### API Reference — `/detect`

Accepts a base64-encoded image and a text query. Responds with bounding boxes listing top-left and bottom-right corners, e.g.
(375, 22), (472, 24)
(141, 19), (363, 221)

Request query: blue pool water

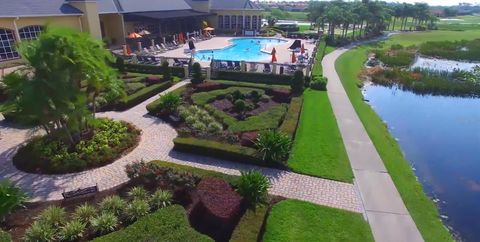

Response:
(195, 38), (287, 62)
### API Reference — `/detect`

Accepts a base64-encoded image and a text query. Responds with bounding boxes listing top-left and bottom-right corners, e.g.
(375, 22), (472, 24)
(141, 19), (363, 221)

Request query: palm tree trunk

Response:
(392, 17), (396, 31)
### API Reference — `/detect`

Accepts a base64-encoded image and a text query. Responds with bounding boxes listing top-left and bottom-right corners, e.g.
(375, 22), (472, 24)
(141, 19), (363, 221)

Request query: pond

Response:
(411, 56), (480, 73)
(363, 84), (480, 242)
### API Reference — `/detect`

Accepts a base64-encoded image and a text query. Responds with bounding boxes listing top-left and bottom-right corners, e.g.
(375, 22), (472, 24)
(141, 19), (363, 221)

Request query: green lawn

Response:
(288, 89), (352, 182)
(333, 30), (474, 242)
(263, 11), (308, 21)
(263, 200), (373, 242)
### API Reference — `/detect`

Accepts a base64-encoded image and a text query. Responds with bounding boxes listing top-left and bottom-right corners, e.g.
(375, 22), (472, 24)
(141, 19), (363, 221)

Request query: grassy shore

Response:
(333, 30), (480, 241)
(263, 200), (373, 242)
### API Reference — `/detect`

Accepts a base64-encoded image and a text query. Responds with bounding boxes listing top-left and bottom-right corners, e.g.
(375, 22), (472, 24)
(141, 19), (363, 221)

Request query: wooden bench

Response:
(62, 184), (98, 200)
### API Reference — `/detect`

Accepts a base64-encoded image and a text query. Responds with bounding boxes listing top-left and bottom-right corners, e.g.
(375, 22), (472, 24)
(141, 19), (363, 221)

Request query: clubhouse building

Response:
(0, 0), (263, 64)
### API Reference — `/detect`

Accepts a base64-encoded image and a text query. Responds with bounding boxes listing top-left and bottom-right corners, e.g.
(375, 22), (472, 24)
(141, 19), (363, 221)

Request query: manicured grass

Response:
(151, 160), (239, 185)
(228, 104), (288, 133)
(230, 206), (268, 242)
(93, 205), (212, 242)
(263, 200), (373, 242)
(288, 89), (352, 182)
(382, 30), (480, 47)
(335, 31), (461, 242)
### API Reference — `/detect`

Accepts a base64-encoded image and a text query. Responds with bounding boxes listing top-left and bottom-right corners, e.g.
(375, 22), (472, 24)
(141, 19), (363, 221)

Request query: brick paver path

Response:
(323, 44), (424, 241)
(0, 81), (362, 213)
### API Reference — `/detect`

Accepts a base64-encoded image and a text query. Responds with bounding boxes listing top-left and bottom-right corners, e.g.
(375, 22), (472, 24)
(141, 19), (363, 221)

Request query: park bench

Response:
(62, 184), (98, 200)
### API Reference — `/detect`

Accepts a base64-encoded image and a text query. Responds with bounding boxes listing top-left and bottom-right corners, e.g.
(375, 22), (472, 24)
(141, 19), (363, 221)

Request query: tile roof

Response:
(0, 0), (83, 17)
(115, 0), (192, 13)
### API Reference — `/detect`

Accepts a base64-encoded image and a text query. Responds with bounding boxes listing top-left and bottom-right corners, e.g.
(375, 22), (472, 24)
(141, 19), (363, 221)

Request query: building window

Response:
(218, 15), (224, 29)
(238, 16), (243, 29)
(19, 25), (43, 41)
(252, 16), (258, 30)
(0, 28), (19, 61)
(231, 15), (237, 30)
(245, 16), (251, 30)
(224, 16), (230, 29)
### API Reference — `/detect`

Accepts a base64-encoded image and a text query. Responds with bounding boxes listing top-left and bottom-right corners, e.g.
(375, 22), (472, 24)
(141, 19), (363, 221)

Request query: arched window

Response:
(0, 28), (19, 61)
(19, 25), (43, 41)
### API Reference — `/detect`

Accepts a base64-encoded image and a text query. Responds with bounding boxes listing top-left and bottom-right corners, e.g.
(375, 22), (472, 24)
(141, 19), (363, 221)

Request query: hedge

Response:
(116, 81), (172, 110)
(230, 205), (268, 242)
(123, 63), (184, 77)
(150, 160), (239, 185)
(93, 205), (212, 242)
(173, 137), (261, 165)
(214, 71), (292, 85)
(278, 96), (303, 138)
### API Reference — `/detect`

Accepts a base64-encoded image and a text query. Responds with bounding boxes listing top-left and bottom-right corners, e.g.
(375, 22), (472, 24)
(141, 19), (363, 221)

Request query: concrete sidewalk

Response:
(322, 48), (424, 242)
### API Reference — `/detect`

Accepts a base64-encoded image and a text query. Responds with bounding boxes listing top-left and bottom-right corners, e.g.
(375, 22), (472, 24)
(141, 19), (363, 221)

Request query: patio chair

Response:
(263, 63), (271, 73)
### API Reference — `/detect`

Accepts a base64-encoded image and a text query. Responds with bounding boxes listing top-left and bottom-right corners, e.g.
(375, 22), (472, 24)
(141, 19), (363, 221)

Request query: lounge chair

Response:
(173, 58), (188, 67)
(226, 61), (235, 70)
(234, 61), (241, 71)
(161, 43), (174, 50)
(263, 63), (271, 73)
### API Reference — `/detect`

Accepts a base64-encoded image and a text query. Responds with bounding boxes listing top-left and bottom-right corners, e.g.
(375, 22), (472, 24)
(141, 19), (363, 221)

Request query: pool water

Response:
(195, 38), (287, 62)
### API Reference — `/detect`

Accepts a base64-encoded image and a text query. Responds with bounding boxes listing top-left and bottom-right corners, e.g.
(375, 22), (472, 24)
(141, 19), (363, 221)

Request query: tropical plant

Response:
(127, 186), (149, 201)
(37, 206), (67, 227)
(155, 93), (181, 115)
(150, 189), (173, 210)
(0, 180), (26, 221)
(124, 199), (150, 223)
(237, 170), (270, 207)
(90, 213), (118, 235)
(99, 196), (125, 216)
(23, 221), (57, 242)
(58, 220), (86, 242)
(162, 61), (172, 81)
(191, 62), (204, 84)
(255, 130), (292, 165)
(73, 203), (97, 225)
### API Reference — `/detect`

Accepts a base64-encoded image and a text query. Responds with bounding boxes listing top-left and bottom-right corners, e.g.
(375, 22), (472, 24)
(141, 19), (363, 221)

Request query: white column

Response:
(241, 61), (246, 72)
(12, 18), (21, 42)
(184, 64), (189, 78)
(272, 63), (277, 74)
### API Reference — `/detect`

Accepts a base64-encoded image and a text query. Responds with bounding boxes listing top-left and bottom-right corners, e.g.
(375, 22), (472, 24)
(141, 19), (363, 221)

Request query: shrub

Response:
(192, 121), (207, 133)
(237, 170), (270, 207)
(127, 186), (149, 201)
(150, 189), (173, 210)
(73, 203), (97, 225)
(225, 94), (234, 101)
(125, 161), (199, 189)
(162, 61), (172, 81)
(215, 71), (292, 85)
(92, 205), (212, 242)
(0, 230), (11, 242)
(207, 122), (223, 134)
(291, 70), (305, 94)
(123, 63), (184, 77)
(124, 199), (150, 223)
(191, 62), (204, 84)
(278, 96), (303, 138)
(121, 81), (172, 111)
(90, 213), (119, 235)
(255, 130), (292, 165)
(58, 220), (86, 242)
(0, 180), (26, 220)
(23, 221), (56, 242)
(310, 75), (328, 91)
(234, 99), (246, 113)
(37, 206), (67, 227)
(116, 57), (125, 73)
(99, 196), (125, 216)
(125, 82), (146, 95)
(260, 94), (270, 103)
(269, 88), (291, 103)
(144, 76), (162, 86)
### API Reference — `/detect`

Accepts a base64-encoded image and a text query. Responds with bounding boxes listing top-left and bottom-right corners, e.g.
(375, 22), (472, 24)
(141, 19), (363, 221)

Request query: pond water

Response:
(411, 56), (480, 73)
(194, 38), (287, 62)
(363, 84), (480, 242)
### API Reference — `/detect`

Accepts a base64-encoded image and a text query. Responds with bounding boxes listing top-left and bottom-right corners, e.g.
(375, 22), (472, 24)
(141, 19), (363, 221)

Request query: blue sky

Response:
(264, 0), (479, 7)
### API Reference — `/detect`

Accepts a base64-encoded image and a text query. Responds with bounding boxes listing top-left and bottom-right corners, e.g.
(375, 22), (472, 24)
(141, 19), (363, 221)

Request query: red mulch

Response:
(239, 131), (258, 148)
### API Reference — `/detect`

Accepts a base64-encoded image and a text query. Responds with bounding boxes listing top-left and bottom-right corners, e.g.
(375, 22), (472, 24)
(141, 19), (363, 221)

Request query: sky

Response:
(262, 0), (480, 6)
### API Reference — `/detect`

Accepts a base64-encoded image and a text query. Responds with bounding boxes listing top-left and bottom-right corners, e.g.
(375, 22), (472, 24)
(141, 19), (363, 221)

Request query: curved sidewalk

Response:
(0, 81), (361, 213)
(322, 48), (424, 241)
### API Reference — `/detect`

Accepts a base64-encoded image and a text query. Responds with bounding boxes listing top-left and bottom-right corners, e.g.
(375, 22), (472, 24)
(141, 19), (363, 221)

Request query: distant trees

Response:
(308, 0), (437, 44)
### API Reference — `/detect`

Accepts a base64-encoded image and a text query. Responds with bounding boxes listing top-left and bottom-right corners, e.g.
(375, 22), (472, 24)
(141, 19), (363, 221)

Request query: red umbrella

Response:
(179, 33), (185, 44)
(301, 44), (305, 54)
(291, 52), (297, 63)
(271, 48), (277, 63)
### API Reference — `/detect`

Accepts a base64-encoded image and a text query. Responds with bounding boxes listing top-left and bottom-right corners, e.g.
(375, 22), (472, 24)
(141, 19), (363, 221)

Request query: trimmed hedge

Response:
(230, 205), (268, 242)
(116, 81), (172, 110)
(150, 160), (239, 185)
(173, 137), (261, 165)
(0, 230), (11, 242)
(214, 71), (292, 85)
(93, 205), (212, 242)
(123, 63), (184, 77)
(278, 96), (304, 138)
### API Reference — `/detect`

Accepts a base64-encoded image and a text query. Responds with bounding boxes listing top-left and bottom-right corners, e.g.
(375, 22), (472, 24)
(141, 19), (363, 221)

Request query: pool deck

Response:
(158, 36), (316, 66)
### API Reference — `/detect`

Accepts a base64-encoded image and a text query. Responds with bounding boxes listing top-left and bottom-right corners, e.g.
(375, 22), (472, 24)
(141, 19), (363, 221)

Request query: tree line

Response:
(308, 0), (438, 44)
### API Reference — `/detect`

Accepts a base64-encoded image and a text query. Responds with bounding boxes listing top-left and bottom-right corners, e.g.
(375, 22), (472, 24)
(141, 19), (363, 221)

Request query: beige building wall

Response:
(99, 14), (125, 46)
(210, 10), (263, 32)
(69, 1), (102, 39)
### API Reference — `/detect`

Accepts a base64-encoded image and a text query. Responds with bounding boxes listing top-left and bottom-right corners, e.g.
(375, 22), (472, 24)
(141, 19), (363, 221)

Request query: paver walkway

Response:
(322, 47), (424, 241)
(0, 81), (361, 213)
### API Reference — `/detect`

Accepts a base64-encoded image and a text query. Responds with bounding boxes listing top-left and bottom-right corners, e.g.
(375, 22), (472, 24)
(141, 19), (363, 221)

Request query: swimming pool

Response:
(194, 38), (287, 62)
